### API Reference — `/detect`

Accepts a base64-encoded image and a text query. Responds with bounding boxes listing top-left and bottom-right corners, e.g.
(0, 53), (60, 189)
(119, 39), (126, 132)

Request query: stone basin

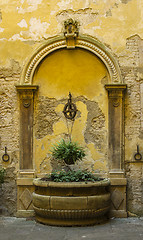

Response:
(33, 178), (110, 226)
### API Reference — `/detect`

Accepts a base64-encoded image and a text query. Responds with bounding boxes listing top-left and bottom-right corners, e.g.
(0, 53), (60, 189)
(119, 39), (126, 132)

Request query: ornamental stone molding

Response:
(64, 18), (79, 38)
(20, 34), (122, 85)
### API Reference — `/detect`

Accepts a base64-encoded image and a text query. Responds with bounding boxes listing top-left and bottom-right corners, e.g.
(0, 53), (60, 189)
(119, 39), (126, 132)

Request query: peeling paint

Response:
(0, 9), (2, 22)
(106, 9), (112, 17)
(27, 0), (43, 4)
(56, 8), (98, 26)
(28, 18), (50, 40)
(121, 0), (132, 3)
(57, 0), (72, 9)
(51, 11), (56, 16)
(9, 33), (25, 41)
(57, 7), (98, 16)
(17, 0), (43, 14)
(17, 19), (28, 28)
(0, 0), (141, 52)
(0, 28), (4, 33)
(10, 18), (50, 41)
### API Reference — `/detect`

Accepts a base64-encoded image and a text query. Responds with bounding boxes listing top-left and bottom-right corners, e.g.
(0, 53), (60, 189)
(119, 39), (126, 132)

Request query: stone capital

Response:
(105, 84), (127, 98)
(16, 85), (39, 94)
(16, 85), (39, 108)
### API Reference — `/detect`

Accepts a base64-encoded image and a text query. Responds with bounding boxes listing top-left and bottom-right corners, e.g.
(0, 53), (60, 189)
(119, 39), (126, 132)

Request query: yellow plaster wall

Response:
(0, 0), (142, 67)
(33, 48), (108, 100)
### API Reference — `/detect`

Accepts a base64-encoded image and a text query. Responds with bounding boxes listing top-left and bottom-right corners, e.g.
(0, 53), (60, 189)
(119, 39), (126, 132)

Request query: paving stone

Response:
(0, 217), (143, 240)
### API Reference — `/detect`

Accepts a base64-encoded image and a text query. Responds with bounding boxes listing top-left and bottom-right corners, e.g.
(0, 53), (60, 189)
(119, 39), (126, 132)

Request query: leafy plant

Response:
(0, 167), (5, 185)
(42, 170), (101, 183)
(50, 139), (86, 165)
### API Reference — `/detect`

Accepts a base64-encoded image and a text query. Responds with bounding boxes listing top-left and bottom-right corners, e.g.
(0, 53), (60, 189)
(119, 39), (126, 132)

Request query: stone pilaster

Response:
(105, 84), (127, 217)
(105, 84), (127, 171)
(16, 85), (38, 217)
(16, 85), (38, 170)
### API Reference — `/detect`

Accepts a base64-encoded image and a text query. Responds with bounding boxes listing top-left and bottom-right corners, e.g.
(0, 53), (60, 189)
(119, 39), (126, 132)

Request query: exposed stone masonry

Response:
(118, 35), (143, 216)
(84, 99), (106, 151)
(35, 96), (60, 139)
(0, 62), (20, 215)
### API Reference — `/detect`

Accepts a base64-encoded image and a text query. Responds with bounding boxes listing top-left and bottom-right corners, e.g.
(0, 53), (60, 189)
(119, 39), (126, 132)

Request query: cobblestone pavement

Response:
(0, 217), (143, 240)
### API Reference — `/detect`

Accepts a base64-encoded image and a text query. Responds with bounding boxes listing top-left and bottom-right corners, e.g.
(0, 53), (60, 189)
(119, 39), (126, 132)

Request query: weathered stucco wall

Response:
(0, 0), (143, 68)
(0, 0), (143, 216)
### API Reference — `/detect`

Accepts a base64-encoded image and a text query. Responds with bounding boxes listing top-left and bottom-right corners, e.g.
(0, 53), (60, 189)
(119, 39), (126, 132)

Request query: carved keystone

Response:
(64, 18), (79, 48)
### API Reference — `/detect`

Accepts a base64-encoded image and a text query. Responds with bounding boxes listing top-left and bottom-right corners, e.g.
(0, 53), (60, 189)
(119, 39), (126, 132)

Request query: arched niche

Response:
(16, 33), (126, 174)
(16, 32), (127, 218)
(32, 46), (109, 175)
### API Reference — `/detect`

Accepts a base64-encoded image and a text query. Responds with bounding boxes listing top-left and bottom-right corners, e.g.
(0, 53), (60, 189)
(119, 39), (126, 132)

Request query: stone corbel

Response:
(64, 19), (79, 48)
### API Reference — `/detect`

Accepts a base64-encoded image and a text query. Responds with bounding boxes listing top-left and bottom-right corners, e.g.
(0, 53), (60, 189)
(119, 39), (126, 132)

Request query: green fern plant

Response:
(42, 170), (100, 183)
(50, 139), (86, 165)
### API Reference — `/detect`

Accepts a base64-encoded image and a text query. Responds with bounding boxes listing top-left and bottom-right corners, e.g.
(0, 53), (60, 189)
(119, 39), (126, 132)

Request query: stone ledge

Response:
(16, 85), (39, 92)
(110, 178), (127, 185)
(16, 210), (35, 218)
(105, 84), (127, 91)
(17, 178), (34, 185)
(17, 177), (127, 186)
(18, 170), (36, 178)
(110, 210), (127, 218)
(109, 170), (125, 178)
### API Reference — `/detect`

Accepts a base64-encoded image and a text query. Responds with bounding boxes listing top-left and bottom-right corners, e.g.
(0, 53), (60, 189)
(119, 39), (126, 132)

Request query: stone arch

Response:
(20, 34), (122, 85)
